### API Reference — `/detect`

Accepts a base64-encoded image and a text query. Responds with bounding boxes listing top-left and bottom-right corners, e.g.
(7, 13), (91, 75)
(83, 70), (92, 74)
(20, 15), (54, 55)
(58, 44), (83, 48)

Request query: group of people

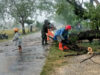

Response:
(41, 20), (72, 51)
(12, 19), (93, 54)
(12, 19), (72, 53)
(41, 20), (93, 54)
(41, 20), (56, 45)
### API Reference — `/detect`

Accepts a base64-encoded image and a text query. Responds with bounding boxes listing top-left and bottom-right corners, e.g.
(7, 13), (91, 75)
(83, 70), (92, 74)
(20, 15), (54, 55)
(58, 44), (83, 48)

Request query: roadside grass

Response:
(40, 44), (77, 75)
(0, 28), (38, 42)
(79, 41), (100, 52)
(41, 41), (100, 75)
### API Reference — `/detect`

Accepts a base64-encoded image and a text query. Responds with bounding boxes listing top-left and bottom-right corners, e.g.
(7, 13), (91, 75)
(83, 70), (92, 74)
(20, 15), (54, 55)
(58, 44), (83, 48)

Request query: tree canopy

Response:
(0, 0), (100, 31)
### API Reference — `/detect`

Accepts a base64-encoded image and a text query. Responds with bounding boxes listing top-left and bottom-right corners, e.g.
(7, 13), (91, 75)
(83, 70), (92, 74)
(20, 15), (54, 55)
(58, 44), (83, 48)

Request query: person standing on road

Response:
(13, 28), (22, 52)
(41, 20), (50, 45)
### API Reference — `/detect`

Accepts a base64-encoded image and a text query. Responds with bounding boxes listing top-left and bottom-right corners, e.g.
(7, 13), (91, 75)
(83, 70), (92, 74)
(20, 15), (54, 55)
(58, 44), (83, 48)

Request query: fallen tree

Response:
(69, 30), (100, 43)
(78, 30), (100, 42)
(48, 29), (100, 53)
(48, 35), (88, 53)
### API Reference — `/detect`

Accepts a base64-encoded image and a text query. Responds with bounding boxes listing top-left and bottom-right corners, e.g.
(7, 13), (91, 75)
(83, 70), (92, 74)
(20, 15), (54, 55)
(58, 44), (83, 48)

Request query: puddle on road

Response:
(23, 41), (41, 47)
(8, 46), (46, 74)
(10, 64), (25, 72)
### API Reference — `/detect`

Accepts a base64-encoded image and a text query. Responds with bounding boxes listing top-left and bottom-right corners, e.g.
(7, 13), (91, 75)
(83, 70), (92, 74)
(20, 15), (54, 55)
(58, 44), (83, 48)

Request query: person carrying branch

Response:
(13, 28), (22, 52)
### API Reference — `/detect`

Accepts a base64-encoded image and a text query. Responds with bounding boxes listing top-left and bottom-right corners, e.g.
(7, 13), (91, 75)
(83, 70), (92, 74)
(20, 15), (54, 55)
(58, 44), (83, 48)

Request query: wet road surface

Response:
(0, 32), (48, 75)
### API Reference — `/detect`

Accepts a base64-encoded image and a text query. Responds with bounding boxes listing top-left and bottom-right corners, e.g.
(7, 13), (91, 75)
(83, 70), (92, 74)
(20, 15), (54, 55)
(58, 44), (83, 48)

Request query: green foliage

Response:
(25, 20), (34, 25)
(69, 33), (78, 43)
(38, 0), (55, 13)
(35, 21), (43, 29)
(84, 3), (100, 30)
(36, 0), (56, 20)
(0, 0), (8, 24)
(55, 0), (79, 25)
(8, 0), (35, 34)
(0, 3), (4, 18)
(10, 1), (34, 22)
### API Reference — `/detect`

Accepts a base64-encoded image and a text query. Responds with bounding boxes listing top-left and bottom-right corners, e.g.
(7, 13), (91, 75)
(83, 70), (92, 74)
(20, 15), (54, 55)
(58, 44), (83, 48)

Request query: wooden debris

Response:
(80, 52), (100, 63)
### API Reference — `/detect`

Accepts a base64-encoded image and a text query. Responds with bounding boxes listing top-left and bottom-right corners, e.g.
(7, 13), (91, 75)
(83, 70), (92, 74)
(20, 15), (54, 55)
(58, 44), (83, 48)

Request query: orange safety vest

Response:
(47, 29), (54, 41)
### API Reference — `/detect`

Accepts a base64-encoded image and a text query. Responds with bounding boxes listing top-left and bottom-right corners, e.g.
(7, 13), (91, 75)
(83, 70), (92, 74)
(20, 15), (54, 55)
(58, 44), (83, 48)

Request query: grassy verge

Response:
(78, 41), (100, 52)
(41, 41), (100, 75)
(40, 44), (77, 75)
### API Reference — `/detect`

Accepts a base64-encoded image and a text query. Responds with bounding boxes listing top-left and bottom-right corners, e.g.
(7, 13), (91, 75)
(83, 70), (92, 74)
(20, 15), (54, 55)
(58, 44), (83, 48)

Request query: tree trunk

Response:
(30, 25), (32, 32)
(96, 25), (99, 30)
(69, 30), (100, 43)
(22, 22), (26, 34)
(78, 30), (100, 42)
(28, 25), (30, 33)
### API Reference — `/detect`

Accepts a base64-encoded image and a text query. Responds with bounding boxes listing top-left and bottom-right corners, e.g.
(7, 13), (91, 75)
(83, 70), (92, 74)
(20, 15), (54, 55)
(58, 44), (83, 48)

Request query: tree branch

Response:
(94, 0), (100, 5)
(80, 52), (100, 63)
(66, 0), (86, 19)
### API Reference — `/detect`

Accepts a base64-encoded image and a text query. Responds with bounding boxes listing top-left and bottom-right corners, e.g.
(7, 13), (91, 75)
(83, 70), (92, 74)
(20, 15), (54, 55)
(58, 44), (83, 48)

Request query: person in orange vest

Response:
(13, 28), (22, 52)
(53, 25), (72, 51)
(47, 23), (56, 41)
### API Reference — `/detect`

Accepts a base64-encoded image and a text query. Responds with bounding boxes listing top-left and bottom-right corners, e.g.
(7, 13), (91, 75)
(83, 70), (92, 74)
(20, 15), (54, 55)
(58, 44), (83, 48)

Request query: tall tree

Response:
(65, 0), (100, 30)
(0, 0), (8, 28)
(8, 0), (35, 34)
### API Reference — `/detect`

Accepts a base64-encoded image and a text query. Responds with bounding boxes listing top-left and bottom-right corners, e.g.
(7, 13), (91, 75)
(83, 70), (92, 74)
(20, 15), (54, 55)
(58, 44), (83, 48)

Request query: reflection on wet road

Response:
(0, 32), (48, 75)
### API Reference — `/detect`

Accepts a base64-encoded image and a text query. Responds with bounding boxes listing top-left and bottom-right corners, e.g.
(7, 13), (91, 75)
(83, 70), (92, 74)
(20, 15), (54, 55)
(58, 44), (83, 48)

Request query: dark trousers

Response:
(61, 40), (68, 48)
(42, 33), (47, 45)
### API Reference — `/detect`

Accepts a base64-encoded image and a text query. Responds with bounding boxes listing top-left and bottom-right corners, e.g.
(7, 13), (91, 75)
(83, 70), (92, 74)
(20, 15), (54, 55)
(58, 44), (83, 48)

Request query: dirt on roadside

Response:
(53, 54), (100, 75)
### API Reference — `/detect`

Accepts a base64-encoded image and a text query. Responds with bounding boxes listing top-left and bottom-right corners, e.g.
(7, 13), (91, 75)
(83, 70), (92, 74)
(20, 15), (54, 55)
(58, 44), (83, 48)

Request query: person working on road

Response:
(48, 25), (92, 54)
(41, 20), (50, 45)
(53, 25), (72, 50)
(47, 23), (56, 41)
(13, 28), (22, 52)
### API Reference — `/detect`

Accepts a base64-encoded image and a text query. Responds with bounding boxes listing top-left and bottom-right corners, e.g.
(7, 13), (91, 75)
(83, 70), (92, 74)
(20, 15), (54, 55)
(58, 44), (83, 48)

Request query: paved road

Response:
(0, 32), (48, 75)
